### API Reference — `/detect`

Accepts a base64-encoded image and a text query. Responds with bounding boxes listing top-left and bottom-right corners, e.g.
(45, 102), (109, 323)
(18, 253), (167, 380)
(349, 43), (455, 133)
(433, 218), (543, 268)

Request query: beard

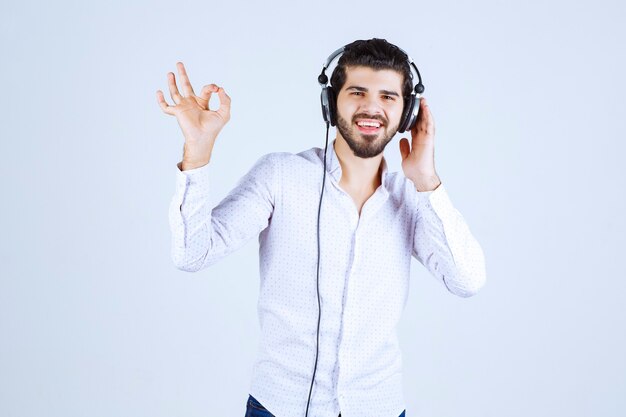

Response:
(335, 111), (399, 159)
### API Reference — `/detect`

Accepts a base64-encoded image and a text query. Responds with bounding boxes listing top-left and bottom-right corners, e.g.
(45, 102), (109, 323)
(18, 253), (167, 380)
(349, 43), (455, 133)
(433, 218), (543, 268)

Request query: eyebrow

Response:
(345, 85), (400, 97)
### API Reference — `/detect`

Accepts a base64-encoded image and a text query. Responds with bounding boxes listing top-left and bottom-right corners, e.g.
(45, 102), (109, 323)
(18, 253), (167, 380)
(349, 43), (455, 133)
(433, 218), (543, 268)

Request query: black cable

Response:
(305, 121), (330, 417)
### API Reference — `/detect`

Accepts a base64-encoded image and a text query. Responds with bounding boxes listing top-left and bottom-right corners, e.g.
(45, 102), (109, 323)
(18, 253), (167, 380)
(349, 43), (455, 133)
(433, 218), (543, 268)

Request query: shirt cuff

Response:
(423, 182), (450, 213)
(415, 182), (444, 205)
(175, 160), (211, 188)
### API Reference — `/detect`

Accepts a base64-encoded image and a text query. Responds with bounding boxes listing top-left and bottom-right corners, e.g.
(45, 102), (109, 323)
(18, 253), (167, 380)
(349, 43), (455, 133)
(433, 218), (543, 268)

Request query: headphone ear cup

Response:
(320, 87), (331, 125)
(398, 95), (419, 133)
(327, 86), (337, 126)
(398, 95), (413, 133)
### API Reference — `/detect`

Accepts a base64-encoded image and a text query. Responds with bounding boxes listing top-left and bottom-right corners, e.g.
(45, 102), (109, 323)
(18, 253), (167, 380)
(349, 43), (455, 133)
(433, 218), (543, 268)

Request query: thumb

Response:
(399, 138), (410, 161)
(216, 86), (231, 109)
(215, 86), (232, 120)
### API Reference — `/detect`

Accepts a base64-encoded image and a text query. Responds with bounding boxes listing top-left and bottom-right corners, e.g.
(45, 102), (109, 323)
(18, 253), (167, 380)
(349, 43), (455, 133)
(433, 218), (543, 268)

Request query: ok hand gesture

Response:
(157, 62), (231, 167)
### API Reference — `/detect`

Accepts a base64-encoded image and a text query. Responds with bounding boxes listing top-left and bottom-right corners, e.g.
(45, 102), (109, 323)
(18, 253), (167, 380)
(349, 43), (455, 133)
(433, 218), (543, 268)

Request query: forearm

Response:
(169, 162), (213, 271)
(413, 184), (487, 297)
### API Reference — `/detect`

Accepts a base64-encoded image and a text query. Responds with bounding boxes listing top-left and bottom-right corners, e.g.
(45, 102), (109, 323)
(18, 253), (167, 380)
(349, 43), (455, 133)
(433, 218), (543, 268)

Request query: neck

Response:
(334, 135), (383, 192)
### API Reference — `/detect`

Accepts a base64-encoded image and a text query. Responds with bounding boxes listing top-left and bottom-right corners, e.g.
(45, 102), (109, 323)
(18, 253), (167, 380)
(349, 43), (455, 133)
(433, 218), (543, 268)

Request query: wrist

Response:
(409, 173), (441, 192)
(182, 142), (212, 171)
(181, 158), (210, 171)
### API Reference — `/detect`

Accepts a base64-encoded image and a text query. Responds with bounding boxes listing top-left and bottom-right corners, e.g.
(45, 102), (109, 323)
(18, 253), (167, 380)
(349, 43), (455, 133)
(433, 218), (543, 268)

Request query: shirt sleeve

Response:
(168, 153), (279, 272)
(412, 183), (487, 297)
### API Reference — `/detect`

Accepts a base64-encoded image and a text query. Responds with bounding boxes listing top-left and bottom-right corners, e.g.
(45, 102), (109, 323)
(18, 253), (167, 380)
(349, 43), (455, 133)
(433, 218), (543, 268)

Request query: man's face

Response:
(335, 65), (405, 158)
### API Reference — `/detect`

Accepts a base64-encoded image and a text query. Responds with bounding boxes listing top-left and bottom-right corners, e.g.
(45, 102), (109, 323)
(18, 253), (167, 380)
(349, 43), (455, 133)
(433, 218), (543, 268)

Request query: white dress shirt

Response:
(168, 139), (486, 417)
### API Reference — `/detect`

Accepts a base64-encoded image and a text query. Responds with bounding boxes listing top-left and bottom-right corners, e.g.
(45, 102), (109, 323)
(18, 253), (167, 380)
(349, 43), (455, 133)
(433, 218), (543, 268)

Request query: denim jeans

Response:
(245, 394), (406, 417)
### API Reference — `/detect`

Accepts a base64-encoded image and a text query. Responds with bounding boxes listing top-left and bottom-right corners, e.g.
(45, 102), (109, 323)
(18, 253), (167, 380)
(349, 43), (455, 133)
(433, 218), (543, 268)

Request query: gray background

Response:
(1, 0), (625, 416)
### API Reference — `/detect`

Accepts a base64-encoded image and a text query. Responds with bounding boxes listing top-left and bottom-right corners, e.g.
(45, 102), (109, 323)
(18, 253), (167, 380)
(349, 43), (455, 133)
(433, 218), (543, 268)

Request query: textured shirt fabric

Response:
(168, 139), (487, 417)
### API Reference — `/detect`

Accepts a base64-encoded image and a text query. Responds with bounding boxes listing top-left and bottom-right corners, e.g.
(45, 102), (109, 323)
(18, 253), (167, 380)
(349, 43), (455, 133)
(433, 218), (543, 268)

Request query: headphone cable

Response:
(305, 121), (330, 417)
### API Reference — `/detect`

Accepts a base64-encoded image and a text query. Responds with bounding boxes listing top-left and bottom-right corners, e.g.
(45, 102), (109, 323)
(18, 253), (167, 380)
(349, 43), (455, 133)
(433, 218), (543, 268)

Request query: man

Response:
(157, 38), (486, 417)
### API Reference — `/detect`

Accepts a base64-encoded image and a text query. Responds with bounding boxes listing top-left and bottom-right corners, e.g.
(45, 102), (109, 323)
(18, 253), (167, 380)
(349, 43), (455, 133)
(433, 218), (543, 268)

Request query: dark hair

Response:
(330, 38), (413, 100)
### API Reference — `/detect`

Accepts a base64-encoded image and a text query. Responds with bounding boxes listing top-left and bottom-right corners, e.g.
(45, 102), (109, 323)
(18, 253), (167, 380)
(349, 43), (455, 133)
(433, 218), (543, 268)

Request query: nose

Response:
(357, 95), (384, 116)
(355, 101), (385, 123)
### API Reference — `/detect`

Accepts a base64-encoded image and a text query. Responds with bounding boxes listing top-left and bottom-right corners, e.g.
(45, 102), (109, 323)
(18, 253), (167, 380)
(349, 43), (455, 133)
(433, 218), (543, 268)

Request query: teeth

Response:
(357, 121), (380, 128)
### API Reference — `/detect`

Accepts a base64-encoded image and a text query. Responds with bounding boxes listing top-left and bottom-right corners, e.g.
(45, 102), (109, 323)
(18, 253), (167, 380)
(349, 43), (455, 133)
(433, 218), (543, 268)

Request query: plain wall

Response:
(1, 0), (624, 416)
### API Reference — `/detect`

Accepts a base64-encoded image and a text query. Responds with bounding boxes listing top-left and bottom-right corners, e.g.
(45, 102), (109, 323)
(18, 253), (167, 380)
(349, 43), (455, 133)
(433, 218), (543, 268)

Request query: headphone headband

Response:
(318, 45), (424, 94)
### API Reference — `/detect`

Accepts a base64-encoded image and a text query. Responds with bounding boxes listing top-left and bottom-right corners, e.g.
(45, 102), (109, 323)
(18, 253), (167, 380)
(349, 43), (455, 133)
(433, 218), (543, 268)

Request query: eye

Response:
(351, 92), (364, 96)
(383, 95), (395, 100)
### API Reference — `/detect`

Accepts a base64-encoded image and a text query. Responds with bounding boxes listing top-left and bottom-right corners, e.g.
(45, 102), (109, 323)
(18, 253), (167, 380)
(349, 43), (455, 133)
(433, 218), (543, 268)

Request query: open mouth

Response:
(355, 120), (382, 134)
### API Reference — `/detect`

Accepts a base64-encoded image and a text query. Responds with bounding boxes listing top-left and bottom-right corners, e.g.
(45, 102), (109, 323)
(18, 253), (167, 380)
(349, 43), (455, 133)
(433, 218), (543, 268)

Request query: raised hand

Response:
(398, 97), (442, 192)
(157, 62), (231, 169)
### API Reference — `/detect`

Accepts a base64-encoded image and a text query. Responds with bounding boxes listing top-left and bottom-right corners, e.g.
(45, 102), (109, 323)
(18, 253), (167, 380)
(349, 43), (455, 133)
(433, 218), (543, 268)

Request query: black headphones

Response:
(304, 43), (426, 417)
(317, 44), (425, 133)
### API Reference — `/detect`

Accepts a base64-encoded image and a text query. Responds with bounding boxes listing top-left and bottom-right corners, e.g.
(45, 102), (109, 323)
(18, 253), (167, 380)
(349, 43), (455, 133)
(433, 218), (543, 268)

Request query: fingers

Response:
(199, 84), (219, 109)
(413, 97), (434, 137)
(422, 98), (434, 133)
(176, 62), (197, 97)
(157, 61), (230, 118)
(200, 84), (232, 117)
(168, 72), (183, 104)
(156, 90), (175, 116)
(421, 98), (434, 131)
(399, 138), (410, 160)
